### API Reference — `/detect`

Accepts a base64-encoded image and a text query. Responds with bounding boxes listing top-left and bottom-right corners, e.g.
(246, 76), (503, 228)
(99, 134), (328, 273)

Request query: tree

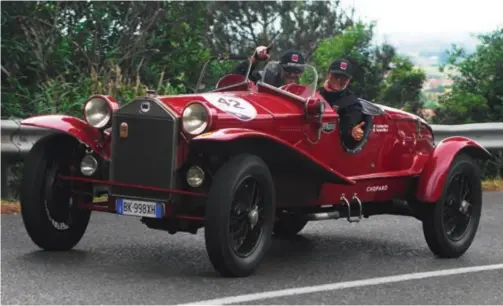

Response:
(205, 0), (353, 58)
(435, 28), (503, 124)
(310, 21), (425, 110)
(1, 1), (210, 117)
(379, 56), (427, 113)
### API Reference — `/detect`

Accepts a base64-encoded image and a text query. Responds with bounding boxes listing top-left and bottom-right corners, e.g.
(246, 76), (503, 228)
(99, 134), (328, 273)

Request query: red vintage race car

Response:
(19, 57), (492, 278)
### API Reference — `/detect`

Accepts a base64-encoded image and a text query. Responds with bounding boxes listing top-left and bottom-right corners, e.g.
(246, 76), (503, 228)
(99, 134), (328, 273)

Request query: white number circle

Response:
(203, 93), (257, 121)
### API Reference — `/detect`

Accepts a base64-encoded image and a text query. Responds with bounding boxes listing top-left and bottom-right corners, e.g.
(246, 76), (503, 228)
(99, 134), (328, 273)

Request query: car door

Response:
(298, 100), (382, 178)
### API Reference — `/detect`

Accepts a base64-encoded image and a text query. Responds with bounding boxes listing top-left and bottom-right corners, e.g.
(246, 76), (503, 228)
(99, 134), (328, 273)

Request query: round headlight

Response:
(186, 165), (205, 188)
(84, 98), (112, 128)
(80, 154), (98, 176)
(182, 103), (209, 135)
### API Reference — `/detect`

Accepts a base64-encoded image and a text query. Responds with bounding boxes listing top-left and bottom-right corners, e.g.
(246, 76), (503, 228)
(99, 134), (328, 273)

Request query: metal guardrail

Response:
(1, 119), (503, 198)
(431, 123), (503, 151)
(1, 119), (56, 199)
(1, 119), (55, 160)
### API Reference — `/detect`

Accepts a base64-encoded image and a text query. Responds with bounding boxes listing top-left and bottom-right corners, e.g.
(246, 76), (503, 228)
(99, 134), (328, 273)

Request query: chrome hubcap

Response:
(248, 206), (259, 229)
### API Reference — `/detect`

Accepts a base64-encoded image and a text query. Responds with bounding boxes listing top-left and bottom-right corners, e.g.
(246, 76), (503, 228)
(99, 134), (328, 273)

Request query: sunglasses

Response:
(282, 64), (304, 73)
(330, 73), (351, 82)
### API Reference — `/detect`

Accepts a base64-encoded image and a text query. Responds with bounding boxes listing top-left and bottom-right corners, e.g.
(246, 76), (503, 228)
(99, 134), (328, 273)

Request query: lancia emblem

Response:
(140, 101), (150, 113)
(120, 122), (128, 138)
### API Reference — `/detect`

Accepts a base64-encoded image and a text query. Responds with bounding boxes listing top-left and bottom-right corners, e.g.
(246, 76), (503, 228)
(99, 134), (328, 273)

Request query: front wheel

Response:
(422, 154), (483, 258)
(204, 154), (276, 277)
(20, 135), (92, 251)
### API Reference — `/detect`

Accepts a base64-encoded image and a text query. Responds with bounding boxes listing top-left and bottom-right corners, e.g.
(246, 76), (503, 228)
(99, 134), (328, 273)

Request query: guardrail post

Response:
(1, 119), (22, 199)
(1, 161), (9, 199)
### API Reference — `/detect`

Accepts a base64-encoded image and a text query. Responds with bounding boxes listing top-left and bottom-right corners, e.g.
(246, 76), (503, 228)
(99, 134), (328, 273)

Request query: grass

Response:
(1, 199), (21, 215)
(2, 179), (502, 215)
(482, 178), (503, 192)
(1, 195), (108, 215)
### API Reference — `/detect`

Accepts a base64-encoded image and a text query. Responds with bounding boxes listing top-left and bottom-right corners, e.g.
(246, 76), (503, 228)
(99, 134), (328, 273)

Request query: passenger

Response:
(233, 46), (305, 87)
(318, 59), (365, 143)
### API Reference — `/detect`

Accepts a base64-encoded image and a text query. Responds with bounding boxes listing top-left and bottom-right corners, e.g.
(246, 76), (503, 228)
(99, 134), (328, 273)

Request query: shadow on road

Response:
(12, 229), (473, 281)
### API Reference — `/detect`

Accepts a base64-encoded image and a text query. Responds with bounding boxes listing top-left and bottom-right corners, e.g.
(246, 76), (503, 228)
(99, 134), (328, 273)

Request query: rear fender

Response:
(20, 115), (109, 159)
(416, 136), (493, 203)
(191, 128), (355, 185)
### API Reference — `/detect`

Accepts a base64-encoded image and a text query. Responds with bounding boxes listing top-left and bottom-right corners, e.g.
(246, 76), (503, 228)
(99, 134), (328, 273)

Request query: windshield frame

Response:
(195, 55), (253, 94)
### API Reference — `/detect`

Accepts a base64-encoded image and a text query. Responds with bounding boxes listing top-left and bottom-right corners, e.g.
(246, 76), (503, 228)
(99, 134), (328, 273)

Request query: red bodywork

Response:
(21, 75), (492, 222)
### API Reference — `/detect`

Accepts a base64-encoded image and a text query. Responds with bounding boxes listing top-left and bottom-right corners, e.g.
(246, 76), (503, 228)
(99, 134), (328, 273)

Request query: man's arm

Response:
(339, 101), (364, 141)
(232, 58), (261, 82)
(232, 46), (270, 83)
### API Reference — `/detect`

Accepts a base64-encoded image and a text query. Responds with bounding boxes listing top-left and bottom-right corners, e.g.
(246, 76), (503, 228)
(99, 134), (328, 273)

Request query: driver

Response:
(319, 58), (365, 143)
(233, 46), (305, 87)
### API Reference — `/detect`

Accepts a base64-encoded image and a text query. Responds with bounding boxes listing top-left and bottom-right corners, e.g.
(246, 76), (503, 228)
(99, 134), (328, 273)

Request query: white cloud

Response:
(339, 0), (503, 36)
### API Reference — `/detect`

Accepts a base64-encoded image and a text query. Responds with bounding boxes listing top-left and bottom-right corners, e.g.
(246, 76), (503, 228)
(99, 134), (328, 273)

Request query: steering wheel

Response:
(340, 112), (374, 154)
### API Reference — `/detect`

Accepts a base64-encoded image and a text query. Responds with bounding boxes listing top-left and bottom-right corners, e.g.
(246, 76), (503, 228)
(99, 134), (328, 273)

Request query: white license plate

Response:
(116, 199), (163, 218)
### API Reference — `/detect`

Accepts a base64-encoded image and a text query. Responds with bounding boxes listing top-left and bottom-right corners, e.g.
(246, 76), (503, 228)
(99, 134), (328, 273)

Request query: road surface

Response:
(2, 192), (503, 305)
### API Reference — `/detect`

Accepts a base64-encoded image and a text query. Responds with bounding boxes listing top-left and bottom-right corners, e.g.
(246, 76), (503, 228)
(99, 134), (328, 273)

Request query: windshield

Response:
(195, 56), (253, 93)
(260, 61), (319, 98)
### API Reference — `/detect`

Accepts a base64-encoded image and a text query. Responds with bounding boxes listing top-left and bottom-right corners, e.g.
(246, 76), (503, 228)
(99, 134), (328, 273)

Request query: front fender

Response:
(21, 115), (109, 159)
(416, 136), (493, 203)
(192, 128), (355, 185)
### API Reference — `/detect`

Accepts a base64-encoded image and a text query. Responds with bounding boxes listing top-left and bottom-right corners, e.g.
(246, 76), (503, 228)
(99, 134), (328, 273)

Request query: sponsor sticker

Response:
(366, 185), (388, 192)
(373, 124), (389, 133)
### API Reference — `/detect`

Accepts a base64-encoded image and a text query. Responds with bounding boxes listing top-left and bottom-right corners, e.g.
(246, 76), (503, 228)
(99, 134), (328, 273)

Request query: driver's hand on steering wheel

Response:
(351, 121), (365, 141)
(253, 46), (270, 61)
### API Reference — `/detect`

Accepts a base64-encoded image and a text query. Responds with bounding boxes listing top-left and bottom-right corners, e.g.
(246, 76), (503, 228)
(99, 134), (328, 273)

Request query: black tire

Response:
(204, 154), (275, 277)
(422, 153), (482, 258)
(273, 215), (308, 238)
(20, 135), (92, 251)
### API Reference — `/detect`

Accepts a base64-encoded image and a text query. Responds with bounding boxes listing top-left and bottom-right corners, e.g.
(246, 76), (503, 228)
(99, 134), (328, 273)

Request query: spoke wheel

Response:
(205, 154), (275, 277)
(20, 135), (92, 251)
(273, 213), (308, 238)
(43, 159), (74, 231)
(442, 173), (473, 241)
(229, 177), (265, 257)
(422, 154), (482, 258)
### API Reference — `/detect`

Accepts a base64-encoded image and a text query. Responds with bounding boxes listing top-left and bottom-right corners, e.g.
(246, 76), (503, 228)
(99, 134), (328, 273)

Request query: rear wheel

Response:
(422, 154), (482, 258)
(204, 154), (275, 277)
(20, 135), (92, 251)
(273, 215), (308, 238)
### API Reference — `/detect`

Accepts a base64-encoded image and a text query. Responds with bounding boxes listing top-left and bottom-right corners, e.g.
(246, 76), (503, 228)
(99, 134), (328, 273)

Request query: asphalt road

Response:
(2, 192), (503, 305)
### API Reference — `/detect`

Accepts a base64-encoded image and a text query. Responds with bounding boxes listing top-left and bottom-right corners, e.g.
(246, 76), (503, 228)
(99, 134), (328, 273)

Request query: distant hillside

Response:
(384, 31), (480, 54)
(376, 32), (481, 79)
(375, 31), (480, 74)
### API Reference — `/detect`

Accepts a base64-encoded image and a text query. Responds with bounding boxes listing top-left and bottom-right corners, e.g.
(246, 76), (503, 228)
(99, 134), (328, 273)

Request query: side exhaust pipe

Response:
(305, 211), (340, 221)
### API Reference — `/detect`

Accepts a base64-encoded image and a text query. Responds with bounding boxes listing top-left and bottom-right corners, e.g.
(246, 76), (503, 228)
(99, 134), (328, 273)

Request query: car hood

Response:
(154, 91), (306, 121)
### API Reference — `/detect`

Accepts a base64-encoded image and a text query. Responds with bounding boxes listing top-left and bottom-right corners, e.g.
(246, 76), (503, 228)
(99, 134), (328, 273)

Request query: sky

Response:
(337, 0), (503, 45)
